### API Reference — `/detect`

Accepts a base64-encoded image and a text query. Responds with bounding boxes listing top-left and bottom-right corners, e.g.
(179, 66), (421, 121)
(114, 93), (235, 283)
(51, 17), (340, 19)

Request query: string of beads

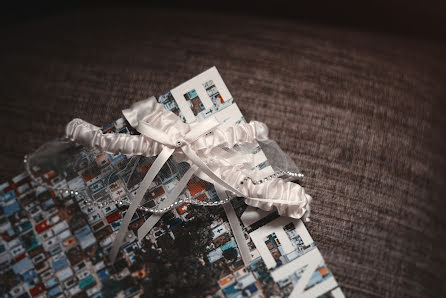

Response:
(24, 154), (303, 214)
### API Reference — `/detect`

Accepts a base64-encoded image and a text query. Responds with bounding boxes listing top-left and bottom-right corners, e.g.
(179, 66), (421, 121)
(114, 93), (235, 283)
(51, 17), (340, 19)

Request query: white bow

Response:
(109, 109), (247, 263)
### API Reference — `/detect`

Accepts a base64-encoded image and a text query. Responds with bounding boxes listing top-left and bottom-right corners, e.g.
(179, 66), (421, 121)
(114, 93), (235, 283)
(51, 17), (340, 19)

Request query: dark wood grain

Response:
(1, 7), (446, 297)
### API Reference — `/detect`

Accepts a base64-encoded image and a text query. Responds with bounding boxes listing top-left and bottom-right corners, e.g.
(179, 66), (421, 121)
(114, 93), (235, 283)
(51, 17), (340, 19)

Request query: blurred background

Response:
(2, 1), (446, 40)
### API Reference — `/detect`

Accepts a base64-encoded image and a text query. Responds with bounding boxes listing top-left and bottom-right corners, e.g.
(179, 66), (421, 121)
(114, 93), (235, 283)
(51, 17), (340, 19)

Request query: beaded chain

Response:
(241, 170), (304, 185)
(24, 154), (303, 214)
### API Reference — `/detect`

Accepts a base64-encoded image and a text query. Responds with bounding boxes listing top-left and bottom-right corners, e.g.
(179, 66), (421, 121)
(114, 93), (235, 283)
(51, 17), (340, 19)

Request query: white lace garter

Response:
(66, 97), (312, 263)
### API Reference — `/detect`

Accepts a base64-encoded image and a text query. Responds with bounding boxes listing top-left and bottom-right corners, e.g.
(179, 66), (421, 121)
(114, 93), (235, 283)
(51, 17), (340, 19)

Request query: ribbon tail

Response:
(137, 164), (199, 241)
(109, 147), (174, 263)
(216, 185), (252, 267)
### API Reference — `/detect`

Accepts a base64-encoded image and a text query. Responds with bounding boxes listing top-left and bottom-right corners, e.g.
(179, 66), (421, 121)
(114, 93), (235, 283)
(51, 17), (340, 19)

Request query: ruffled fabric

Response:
(66, 97), (268, 161)
(123, 96), (190, 144)
(65, 119), (164, 156)
(205, 160), (311, 219)
(66, 118), (268, 160)
(194, 121), (268, 151)
(243, 180), (312, 219)
(65, 97), (311, 219)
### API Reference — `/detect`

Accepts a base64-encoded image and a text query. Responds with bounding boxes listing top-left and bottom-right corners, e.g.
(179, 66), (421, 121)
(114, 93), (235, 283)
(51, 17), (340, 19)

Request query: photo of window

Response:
(183, 89), (205, 116)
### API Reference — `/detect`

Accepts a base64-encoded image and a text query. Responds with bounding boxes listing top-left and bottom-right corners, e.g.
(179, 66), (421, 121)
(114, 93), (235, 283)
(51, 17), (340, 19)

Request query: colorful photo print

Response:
(158, 92), (182, 119)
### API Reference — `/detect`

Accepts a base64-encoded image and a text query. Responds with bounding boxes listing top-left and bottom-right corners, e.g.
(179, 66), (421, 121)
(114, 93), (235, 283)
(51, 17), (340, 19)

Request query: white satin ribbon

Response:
(109, 146), (174, 262)
(217, 185), (253, 266)
(110, 115), (228, 263)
